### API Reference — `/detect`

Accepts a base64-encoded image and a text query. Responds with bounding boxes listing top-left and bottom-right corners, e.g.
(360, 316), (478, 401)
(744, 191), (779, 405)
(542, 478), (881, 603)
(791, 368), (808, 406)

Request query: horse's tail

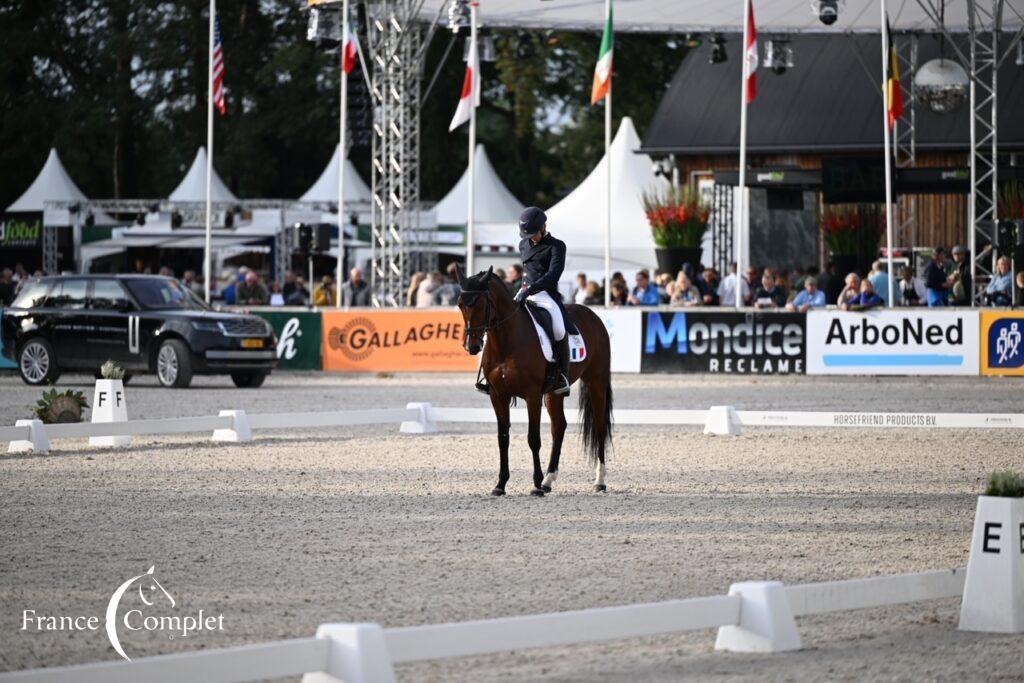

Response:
(578, 376), (613, 467)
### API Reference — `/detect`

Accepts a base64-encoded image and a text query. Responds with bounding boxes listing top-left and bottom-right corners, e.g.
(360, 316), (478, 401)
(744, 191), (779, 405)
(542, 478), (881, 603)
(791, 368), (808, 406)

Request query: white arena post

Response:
(704, 405), (741, 436)
(302, 623), (396, 683)
(7, 419), (49, 454)
(714, 581), (801, 653)
(399, 402), (439, 434)
(211, 410), (253, 443)
(959, 495), (1024, 633)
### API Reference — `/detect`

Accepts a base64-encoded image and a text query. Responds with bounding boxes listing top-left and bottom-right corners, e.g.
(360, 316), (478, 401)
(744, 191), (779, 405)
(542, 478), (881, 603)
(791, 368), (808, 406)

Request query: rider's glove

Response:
(513, 287), (529, 305)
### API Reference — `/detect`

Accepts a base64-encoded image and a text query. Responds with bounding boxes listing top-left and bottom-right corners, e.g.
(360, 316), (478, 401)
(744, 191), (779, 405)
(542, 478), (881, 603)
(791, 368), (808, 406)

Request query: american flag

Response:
(213, 17), (226, 115)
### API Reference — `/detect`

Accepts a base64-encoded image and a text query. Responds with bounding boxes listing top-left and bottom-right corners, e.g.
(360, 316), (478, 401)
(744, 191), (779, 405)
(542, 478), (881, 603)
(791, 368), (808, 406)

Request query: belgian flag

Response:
(886, 18), (904, 129)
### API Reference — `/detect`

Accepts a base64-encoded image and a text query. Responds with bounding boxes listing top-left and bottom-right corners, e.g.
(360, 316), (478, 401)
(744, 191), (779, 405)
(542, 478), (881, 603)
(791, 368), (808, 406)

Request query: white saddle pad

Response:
(525, 307), (587, 363)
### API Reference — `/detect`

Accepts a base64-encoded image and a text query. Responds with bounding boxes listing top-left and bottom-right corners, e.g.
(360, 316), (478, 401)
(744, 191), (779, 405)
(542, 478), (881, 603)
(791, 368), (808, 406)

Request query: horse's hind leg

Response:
(526, 393), (545, 496)
(541, 392), (567, 492)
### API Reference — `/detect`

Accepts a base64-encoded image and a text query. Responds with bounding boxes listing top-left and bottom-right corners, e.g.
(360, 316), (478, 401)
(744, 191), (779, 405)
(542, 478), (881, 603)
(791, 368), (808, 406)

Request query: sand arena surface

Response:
(1, 372), (1023, 681)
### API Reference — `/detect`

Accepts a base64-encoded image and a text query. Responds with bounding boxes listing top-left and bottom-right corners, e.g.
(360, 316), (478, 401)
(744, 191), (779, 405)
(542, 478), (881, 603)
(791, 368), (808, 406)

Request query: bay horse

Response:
(456, 267), (613, 496)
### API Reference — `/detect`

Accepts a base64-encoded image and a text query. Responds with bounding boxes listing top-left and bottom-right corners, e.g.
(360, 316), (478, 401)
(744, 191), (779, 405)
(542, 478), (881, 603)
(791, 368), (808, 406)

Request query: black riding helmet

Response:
(519, 206), (547, 239)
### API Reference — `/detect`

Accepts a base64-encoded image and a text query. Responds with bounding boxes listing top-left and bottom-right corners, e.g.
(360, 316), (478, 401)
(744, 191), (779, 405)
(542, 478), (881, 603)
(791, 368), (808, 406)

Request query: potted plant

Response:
(33, 388), (88, 424)
(958, 470), (1024, 633)
(821, 204), (884, 277)
(642, 186), (710, 276)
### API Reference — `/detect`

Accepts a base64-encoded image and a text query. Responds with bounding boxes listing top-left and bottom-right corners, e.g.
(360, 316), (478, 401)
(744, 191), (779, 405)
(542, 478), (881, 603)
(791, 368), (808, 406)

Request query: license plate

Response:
(241, 339), (264, 349)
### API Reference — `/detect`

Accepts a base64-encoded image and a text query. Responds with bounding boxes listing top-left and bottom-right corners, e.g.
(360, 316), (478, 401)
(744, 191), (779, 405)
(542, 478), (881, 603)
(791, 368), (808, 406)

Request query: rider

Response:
(513, 206), (571, 396)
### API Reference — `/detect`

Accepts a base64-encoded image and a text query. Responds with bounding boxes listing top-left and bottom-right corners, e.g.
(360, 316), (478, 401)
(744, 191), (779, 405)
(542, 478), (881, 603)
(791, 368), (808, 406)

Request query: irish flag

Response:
(591, 1), (613, 104)
(449, 25), (479, 131)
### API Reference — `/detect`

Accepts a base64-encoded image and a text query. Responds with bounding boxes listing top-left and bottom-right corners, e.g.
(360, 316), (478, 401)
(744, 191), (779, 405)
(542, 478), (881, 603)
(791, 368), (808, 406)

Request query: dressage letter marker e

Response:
(959, 495), (1024, 633)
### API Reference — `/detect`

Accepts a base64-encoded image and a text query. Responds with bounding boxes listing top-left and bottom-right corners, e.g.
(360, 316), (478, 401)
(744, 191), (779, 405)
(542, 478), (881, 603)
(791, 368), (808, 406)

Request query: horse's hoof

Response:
(530, 488), (545, 497)
(594, 484), (607, 493)
(541, 485), (552, 493)
(491, 488), (506, 497)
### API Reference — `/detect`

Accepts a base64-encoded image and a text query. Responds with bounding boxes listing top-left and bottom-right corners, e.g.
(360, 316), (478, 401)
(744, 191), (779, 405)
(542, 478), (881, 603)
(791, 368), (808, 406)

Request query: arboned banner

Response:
(980, 311), (1024, 376)
(251, 309), (322, 370)
(642, 311), (806, 374)
(806, 310), (980, 375)
(322, 310), (476, 372)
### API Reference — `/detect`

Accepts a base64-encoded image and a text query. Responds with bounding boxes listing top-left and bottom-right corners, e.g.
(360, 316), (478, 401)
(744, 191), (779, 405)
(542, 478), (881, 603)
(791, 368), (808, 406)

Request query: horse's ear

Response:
(146, 566), (155, 575)
(487, 265), (493, 279)
(456, 264), (466, 287)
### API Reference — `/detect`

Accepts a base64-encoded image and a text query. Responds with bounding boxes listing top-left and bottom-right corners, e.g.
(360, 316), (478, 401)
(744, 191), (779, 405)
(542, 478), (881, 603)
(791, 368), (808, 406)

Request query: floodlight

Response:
(516, 31), (536, 60)
(464, 28), (496, 62)
(811, 0), (842, 27)
(135, 212), (146, 226)
(448, 0), (470, 34)
(171, 211), (183, 229)
(1016, 39), (1024, 67)
(764, 40), (794, 75)
(85, 212), (95, 228)
(916, 58), (969, 114)
(709, 35), (727, 64)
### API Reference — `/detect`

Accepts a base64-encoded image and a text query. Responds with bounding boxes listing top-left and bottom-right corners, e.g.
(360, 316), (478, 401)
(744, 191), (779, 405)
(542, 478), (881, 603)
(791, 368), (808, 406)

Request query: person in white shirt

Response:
(897, 266), (927, 306)
(717, 262), (751, 307)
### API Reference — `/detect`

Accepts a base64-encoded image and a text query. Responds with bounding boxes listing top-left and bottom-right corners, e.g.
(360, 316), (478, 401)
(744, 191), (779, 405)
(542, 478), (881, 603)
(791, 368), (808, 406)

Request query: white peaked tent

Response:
(7, 148), (112, 223)
(299, 144), (372, 203)
(434, 144), (524, 247)
(169, 147), (237, 203)
(546, 117), (667, 281)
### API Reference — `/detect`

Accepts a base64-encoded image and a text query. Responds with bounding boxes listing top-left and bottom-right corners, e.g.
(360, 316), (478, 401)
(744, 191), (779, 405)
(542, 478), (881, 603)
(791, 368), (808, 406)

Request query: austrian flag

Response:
(448, 26), (479, 131)
(591, 2), (613, 104)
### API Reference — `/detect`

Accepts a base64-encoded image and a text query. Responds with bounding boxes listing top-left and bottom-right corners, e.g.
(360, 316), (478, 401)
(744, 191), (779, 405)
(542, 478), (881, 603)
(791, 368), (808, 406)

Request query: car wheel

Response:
(156, 339), (193, 388)
(231, 371), (267, 388)
(18, 339), (60, 386)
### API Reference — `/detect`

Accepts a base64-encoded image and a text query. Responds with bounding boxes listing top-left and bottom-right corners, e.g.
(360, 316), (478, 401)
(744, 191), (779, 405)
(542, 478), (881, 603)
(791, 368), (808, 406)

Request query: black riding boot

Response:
(553, 336), (571, 396)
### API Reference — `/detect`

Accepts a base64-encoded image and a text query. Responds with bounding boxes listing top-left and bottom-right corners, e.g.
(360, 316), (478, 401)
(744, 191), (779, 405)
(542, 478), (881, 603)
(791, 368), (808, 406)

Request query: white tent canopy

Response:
(299, 144), (372, 203)
(434, 144), (524, 247)
(546, 117), (668, 281)
(169, 147), (237, 203)
(418, 1), (1021, 32)
(6, 149), (114, 224)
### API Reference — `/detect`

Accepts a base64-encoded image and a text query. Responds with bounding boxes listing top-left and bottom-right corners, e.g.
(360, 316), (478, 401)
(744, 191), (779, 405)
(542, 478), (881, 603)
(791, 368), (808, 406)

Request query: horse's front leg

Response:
(526, 393), (545, 496)
(489, 391), (511, 496)
(541, 392), (567, 492)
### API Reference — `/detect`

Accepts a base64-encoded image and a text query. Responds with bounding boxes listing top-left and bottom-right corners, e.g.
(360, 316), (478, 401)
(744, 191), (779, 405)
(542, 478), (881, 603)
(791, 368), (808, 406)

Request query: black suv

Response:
(1, 275), (277, 388)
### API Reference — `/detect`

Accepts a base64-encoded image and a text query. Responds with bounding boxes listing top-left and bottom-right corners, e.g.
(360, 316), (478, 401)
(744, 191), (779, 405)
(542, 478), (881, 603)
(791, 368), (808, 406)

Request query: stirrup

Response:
(475, 380), (490, 395)
(553, 374), (571, 396)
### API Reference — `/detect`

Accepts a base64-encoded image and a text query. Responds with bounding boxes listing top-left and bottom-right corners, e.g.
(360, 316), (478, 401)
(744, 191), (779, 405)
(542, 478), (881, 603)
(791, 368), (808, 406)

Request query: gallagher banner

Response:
(980, 311), (1024, 376)
(250, 309), (322, 370)
(642, 311), (805, 374)
(322, 310), (475, 372)
(806, 310), (979, 375)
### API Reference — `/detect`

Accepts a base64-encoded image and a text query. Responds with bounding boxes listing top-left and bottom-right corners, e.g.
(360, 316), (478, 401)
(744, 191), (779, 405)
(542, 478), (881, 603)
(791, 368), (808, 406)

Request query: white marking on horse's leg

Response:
(594, 462), (606, 487)
(542, 471), (558, 488)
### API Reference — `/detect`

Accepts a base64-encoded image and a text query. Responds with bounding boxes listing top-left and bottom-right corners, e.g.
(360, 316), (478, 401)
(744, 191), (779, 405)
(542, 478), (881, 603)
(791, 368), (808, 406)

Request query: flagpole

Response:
(880, 0), (896, 308)
(603, 0), (612, 307)
(336, 0), (349, 308)
(466, 3), (477, 276)
(204, 0), (215, 304)
(736, 0), (750, 309)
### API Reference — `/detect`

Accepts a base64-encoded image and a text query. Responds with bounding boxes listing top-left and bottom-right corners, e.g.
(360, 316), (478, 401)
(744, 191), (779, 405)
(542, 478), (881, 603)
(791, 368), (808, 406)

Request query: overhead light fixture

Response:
(448, 0), (470, 34)
(916, 58), (969, 113)
(811, 0), (842, 27)
(515, 30), (536, 60)
(764, 39), (794, 75)
(135, 212), (146, 226)
(709, 34), (727, 64)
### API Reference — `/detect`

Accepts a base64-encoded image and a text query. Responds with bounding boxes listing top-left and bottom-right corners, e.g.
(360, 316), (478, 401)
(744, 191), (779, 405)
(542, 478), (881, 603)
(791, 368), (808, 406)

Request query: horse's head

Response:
(456, 265), (500, 355)
(136, 565), (175, 609)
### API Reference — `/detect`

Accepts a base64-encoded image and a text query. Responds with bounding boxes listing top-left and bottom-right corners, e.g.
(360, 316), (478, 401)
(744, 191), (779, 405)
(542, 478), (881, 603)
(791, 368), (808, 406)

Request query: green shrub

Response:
(984, 471), (1024, 498)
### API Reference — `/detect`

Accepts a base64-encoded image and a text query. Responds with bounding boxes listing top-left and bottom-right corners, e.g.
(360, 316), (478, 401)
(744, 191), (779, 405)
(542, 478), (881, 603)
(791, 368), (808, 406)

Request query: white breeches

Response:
(526, 291), (566, 341)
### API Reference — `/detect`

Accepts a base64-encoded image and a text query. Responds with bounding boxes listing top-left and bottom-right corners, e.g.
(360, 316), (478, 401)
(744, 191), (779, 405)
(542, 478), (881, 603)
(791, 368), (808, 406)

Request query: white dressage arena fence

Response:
(7, 403), (1024, 454)
(0, 568), (967, 683)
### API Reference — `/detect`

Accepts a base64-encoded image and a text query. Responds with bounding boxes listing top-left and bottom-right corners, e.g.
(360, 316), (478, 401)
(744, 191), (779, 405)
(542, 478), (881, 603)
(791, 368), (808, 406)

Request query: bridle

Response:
(459, 285), (519, 339)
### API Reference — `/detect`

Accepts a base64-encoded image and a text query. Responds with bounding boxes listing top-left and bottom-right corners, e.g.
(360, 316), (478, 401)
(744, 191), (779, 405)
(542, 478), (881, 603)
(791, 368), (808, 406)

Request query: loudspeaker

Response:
(313, 224), (332, 253)
(996, 220), (1015, 251)
(294, 223), (313, 252)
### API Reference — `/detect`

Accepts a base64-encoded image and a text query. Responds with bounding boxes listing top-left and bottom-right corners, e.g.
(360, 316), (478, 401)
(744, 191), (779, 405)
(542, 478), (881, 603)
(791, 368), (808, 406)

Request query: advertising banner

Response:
(593, 308), (641, 374)
(251, 309), (322, 370)
(806, 310), (980, 375)
(322, 310), (476, 372)
(0, 215), (42, 249)
(980, 311), (1024, 376)
(641, 311), (806, 374)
